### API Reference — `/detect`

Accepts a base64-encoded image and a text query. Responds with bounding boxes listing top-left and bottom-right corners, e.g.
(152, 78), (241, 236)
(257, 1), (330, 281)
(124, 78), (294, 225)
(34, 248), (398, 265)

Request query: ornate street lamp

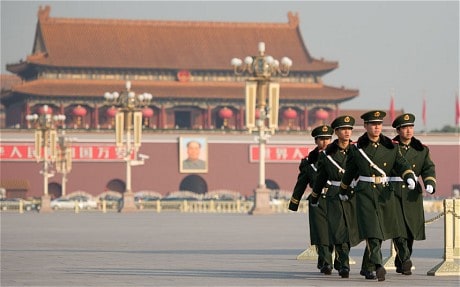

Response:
(55, 131), (73, 197)
(104, 81), (152, 212)
(26, 105), (66, 212)
(231, 42), (292, 215)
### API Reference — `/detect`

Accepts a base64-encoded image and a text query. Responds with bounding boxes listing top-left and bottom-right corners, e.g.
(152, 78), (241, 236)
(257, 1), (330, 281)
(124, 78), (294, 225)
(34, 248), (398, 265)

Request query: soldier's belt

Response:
(387, 176), (418, 182)
(357, 176), (414, 184)
(329, 181), (341, 186)
(358, 176), (390, 184)
(330, 180), (358, 188)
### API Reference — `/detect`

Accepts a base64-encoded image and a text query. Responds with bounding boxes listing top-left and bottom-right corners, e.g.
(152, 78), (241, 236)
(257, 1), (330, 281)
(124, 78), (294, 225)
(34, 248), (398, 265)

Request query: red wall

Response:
(1, 131), (458, 199)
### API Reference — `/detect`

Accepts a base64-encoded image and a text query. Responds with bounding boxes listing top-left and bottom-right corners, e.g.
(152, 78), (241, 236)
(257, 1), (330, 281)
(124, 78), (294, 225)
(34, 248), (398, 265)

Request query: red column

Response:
(303, 106), (309, 129)
(239, 106), (244, 129)
(201, 109), (206, 129)
(93, 103), (99, 129)
(24, 102), (31, 128)
(160, 105), (166, 129)
(207, 106), (212, 129)
(60, 103), (65, 128)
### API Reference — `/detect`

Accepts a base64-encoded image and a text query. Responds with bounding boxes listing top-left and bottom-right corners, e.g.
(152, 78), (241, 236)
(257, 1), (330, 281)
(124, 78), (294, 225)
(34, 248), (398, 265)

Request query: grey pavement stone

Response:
(1, 212), (458, 286)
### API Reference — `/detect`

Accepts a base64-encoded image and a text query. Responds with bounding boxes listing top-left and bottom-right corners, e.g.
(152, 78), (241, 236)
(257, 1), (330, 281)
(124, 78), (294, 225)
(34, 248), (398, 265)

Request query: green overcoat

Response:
(341, 133), (414, 241)
(289, 147), (330, 246)
(313, 140), (361, 247)
(391, 136), (436, 241)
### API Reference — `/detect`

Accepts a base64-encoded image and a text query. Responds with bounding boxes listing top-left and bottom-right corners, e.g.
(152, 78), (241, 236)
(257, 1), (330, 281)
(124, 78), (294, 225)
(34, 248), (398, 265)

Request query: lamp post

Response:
(104, 81), (152, 212)
(231, 42), (292, 214)
(56, 131), (73, 197)
(26, 105), (66, 212)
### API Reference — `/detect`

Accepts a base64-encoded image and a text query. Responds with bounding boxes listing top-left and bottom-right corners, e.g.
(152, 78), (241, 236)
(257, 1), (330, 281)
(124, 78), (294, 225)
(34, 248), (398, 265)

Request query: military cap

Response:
(360, 110), (386, 123)
(311, 125), (333, 138)
(331, 115), (355, 130)
(392, 113), (416, 128)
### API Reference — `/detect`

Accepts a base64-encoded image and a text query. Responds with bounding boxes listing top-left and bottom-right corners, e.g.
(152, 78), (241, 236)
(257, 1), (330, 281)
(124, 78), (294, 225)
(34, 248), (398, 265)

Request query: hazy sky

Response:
(1, 1), (459, 131)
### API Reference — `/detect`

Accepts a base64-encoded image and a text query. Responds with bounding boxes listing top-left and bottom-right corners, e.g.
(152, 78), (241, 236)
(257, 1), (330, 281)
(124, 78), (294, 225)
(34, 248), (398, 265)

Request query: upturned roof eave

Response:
(6, 79), (358, 103)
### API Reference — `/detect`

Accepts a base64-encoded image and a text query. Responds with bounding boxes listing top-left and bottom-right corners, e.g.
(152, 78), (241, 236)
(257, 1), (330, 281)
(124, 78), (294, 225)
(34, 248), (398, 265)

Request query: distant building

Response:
(1, 6), (357, 130)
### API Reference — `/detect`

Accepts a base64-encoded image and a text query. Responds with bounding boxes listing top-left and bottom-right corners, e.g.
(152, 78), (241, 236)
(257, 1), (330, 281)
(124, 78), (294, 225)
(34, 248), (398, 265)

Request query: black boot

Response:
(375, 265), (387, 282)
(401, 259), (412, 275)
(320, 264), (332, 275)
(360, 269), (376, 280)
(339, 267), (349, 278)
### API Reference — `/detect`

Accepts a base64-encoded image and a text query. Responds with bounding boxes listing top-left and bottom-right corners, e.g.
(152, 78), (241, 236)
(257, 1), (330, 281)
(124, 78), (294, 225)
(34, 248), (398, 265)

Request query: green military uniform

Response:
(315, 139), (361, 246)
(339, 110), (416, 281)
(312, 116), (372, 279)
(289, 125), (334, 273)
(391, 113), (437, 274)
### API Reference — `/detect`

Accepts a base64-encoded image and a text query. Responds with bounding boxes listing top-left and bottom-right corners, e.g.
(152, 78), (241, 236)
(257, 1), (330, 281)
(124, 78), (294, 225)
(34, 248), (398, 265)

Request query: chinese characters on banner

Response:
(249, 145), (311, 163)
(1, 143), (311, 163)
(0, 143), (127, 161)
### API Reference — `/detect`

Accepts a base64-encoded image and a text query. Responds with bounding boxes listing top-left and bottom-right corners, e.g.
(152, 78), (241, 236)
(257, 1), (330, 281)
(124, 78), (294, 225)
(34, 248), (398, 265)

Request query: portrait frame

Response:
(179, 136), (208, 173)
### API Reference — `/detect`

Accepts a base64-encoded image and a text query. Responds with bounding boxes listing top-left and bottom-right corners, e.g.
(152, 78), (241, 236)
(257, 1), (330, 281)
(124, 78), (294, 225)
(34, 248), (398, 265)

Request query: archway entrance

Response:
(106, 179), (126, 193)
(265, 179), (280, 190)
(179, 175), (208, 194)
(48, 182), (62, 199)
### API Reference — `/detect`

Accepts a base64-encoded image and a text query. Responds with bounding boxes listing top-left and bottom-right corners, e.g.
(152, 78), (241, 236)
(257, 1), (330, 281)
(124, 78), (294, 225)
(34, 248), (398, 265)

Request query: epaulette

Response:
(298, 157), (309, 170)
(307, 148), (319, 164)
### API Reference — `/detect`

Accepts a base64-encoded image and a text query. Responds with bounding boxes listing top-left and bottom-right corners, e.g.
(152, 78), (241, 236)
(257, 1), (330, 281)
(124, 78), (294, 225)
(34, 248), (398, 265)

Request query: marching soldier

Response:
(391, 113), (436, 275)
(311, 115), (375, 280)
(339, 110), (416, 282)
(311, 116), (359, 278)
(289, 125), (335, 275)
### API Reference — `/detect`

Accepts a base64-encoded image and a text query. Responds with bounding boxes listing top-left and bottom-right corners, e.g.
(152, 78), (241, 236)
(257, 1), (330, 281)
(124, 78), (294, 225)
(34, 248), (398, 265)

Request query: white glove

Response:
(339, 194), (349, 201)
(426, 185), (434, 194)
(407, 178), (416, 190)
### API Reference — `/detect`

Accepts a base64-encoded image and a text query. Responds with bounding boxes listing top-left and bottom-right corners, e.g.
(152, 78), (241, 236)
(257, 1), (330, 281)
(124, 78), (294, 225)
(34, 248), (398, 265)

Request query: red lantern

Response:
(38, 105), (53, 115)
(316, 109), (329, 120)
(73, 105), (87, 117)
(219, 107), (233, 119)
(283, 108), (297, 120)
(142, 107), (154, 118)
(106, 106), (117, 118)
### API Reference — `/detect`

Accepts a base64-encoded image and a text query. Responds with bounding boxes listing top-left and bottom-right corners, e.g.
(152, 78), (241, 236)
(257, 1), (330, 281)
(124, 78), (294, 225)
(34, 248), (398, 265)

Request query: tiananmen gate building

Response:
(1, 6), (458, 201)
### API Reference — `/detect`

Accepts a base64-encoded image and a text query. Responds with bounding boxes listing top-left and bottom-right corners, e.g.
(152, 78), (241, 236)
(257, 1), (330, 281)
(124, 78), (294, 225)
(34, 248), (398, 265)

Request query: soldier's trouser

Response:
(334, 242), (350, 270)
(360, 246), (374, 271)
(316, 244), (333, 269)
(366, 238), (383, 266)
(393, 237), (413, 266)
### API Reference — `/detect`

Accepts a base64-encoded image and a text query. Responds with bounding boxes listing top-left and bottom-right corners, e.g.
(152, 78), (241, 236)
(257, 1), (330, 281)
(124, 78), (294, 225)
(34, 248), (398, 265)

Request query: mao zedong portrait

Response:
(182, 140), (207, 171)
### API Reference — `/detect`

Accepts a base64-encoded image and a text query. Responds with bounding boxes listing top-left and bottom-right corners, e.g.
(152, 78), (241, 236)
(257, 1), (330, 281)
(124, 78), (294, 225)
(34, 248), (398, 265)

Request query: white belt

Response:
(358, 176), (412, 184)
(358, 176), (390, 184)
(330, 180), (358, 188)
(388, 176), (418, 182)
(329, 181), (341, 186)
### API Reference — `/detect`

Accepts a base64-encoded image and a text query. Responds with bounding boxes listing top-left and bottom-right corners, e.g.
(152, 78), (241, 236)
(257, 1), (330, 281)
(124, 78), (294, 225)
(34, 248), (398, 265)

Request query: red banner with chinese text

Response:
(249, 145), (311, 163)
